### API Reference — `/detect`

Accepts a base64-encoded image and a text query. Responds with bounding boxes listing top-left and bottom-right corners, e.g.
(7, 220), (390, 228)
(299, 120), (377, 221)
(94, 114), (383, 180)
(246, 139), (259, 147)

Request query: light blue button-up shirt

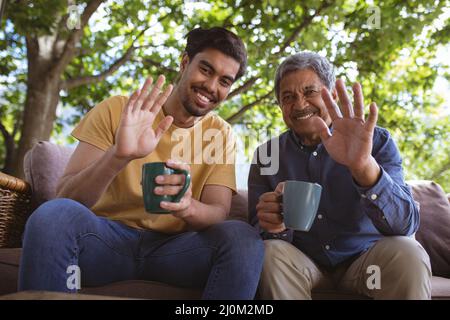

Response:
(248, 127), (419, 268)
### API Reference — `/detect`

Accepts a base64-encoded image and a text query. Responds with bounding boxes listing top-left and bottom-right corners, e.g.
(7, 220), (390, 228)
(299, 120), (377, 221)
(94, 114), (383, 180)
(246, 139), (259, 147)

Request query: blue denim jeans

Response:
(18, 199), (265, 299)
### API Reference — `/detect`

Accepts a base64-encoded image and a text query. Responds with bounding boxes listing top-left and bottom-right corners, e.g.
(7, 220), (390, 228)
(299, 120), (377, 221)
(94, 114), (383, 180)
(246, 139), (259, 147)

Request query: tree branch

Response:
(225, 0), (335, 121)
(276, 0), (334, 54)
(227, 76), (258, 100)
(222, 0), (253, 28)
(61, 43), (138, 90)
(431, 158), (450, 181)
(52, 0), (104, 74)
(0, 119), (11, 141)
(61, 27), (152, 90)
(226, 90), (274, 124)
(141, 57), (177, 74)
(59, 7), (173, 90)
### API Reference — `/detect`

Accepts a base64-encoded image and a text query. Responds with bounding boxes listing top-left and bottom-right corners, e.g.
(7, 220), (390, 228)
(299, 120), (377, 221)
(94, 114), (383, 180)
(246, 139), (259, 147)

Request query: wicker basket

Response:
(0, 172), (32, 248)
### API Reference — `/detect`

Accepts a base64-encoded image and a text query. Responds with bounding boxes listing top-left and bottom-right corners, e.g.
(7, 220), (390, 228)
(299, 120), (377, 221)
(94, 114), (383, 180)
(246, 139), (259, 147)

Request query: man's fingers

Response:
(310, 116), (331, 142)
(352, 82), (365, 120)
(321, 87), (342, 120)
(259, 192), (281, 203)
(150, 84), (173, 115)
(142, 75), (165, 111)
(154, 116), (173, 140)
(160, 196), (190, 211)
(132, 78), (153, 113)
(256, 201), (282, 214)
(274, 182), (285, 195)
(125, 90), (140, 115)
(257, 212), (284, 225)
(155, 173), (185, 185)
(336, 79), (354, 118)
(366, 102), (378, 130)
(166, 159), (190, 172)
(154, 185), (183, 196)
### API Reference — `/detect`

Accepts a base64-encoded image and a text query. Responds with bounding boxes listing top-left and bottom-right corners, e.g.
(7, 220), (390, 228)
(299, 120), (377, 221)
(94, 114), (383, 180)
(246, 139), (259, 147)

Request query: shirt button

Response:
(317, 214), (323, 220)
(325, 245), (330, 250)
(370, 194), (378, 200)
(381, 215), (386, 220)
(312, 151), (318, 156)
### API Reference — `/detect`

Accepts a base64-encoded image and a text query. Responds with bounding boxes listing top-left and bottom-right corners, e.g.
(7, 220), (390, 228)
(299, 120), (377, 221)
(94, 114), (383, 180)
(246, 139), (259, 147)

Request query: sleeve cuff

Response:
(261, 229), (294, 243)
(354, 166), (393, 204)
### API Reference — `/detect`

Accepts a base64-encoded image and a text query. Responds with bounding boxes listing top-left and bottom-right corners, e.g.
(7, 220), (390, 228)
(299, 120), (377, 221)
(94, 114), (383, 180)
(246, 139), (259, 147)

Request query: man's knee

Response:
(210, 220), (262, 244)
(25, 198), (93, 238)
(206, 220), (264, 256)
(367, 236), (431, 299)
(376, 236), (431, 273)
(261, 240), (316, 277)
(373, 236), (431, 288)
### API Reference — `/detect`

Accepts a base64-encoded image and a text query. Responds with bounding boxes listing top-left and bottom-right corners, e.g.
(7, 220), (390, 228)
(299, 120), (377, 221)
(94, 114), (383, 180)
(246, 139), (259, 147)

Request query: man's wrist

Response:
(172, 199), (194, 219)
(108, 146), (132, 171)
(261, 229), (294, 242)
(350, 156), (381, 188)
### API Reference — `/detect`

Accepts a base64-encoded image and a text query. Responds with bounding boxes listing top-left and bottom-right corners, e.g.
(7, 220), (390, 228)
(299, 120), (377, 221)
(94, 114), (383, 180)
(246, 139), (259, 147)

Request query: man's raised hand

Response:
(312, 79), (381, 187)
(114, 75), (173, 161)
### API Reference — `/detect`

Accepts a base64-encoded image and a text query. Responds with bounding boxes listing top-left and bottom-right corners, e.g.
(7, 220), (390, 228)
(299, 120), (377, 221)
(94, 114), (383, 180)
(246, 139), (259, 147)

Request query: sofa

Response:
(0, 141), (449, 299)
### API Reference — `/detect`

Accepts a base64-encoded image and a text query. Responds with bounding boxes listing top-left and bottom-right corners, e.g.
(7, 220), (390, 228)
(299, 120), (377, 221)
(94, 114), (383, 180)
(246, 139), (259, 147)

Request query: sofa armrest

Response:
(0, 172), (32, 248)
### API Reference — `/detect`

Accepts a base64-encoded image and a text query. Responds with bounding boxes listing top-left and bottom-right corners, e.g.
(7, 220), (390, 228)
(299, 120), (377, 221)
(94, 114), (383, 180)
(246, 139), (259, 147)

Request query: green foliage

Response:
(0, 0), (449, 190)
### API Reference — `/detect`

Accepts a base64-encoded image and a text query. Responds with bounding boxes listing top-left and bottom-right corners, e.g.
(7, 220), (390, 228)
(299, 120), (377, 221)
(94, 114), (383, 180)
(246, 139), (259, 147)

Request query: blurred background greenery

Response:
(0, 0), (449, 190)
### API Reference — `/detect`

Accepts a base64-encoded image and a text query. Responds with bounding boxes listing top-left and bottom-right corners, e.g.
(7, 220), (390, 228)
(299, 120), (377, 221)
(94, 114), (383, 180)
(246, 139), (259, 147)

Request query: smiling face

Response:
(279, 68), (336, 145)
(176, 48), (240, 117)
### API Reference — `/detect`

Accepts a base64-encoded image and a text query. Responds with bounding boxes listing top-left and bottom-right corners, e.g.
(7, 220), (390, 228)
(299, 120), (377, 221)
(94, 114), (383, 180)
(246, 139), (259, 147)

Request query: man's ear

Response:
(180, 53), (190, 73)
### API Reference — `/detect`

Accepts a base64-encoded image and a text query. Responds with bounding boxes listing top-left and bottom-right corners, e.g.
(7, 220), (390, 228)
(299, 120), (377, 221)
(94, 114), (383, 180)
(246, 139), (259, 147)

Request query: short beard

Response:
(182, 99), (209, 117)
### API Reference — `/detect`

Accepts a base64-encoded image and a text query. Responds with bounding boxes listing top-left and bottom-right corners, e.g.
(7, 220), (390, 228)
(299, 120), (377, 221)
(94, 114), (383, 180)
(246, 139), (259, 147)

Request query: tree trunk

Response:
(9, 37), (62, 178)
(1, 135), (16, 174)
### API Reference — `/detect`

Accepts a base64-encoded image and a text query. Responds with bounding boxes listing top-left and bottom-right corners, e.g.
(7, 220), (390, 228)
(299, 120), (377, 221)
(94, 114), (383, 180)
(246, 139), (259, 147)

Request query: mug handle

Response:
(172, 169), (191, 202)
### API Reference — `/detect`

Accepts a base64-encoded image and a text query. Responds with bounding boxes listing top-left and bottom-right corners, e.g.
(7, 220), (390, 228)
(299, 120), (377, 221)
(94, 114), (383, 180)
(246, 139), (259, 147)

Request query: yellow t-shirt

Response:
(71, 95), (237, 234)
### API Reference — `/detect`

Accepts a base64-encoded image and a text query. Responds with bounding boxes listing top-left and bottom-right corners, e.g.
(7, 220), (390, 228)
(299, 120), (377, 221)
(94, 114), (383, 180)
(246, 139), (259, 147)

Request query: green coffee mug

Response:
(141, 162), (191, 213)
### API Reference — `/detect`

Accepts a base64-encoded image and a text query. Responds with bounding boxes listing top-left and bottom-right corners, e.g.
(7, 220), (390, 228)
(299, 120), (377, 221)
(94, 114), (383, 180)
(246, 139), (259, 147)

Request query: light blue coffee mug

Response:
(282, 180), (322, 232)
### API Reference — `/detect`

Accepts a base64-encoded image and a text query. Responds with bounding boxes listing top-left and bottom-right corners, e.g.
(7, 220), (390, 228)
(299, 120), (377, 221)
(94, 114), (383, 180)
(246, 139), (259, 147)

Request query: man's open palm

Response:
(114, 75), (173, 160)
(312, 79), (378, 172)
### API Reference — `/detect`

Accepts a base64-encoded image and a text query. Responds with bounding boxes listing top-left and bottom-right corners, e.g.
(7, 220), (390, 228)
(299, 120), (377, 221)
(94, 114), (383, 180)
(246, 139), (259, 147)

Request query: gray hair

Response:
(274, 51), (336, 103)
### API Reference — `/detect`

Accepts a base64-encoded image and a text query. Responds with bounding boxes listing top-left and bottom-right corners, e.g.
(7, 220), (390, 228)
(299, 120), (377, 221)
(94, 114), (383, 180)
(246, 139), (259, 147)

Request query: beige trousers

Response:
(259, 236), (432, 300)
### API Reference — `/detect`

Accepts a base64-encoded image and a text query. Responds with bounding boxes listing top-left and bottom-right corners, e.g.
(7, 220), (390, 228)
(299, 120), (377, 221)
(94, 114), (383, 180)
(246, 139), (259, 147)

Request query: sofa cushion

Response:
(409, 180), (450, 277)
(81, 280), (202, 300)
(431, 276), (450, 300)
(24, 141), (74, 208)
(0, 248), (21, 295)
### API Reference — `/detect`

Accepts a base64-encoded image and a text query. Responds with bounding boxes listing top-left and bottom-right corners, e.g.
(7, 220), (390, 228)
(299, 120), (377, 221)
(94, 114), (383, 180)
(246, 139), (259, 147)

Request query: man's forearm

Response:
(178, 199), (228, 231)
(56, 147), (130, 208)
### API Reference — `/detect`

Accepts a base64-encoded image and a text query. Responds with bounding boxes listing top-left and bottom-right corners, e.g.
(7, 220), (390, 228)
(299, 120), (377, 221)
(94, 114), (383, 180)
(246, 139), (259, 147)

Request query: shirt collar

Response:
(289, 127), (334, 153)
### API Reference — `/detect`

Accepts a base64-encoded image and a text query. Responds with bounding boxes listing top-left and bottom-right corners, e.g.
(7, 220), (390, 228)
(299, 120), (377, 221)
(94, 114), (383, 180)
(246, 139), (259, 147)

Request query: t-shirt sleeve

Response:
(204, 125), (237, 195)
(71, 96), (127, 151)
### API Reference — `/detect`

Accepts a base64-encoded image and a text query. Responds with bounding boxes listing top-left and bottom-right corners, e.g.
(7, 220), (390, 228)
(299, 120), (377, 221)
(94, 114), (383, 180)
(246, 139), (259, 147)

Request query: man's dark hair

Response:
(185, 27), (247, 80)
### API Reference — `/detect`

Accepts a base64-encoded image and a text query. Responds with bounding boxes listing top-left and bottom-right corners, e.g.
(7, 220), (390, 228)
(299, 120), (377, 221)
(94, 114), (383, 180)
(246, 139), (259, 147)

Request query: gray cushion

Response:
(410, 180), (450, 277)
(24, 141), (74, 208)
